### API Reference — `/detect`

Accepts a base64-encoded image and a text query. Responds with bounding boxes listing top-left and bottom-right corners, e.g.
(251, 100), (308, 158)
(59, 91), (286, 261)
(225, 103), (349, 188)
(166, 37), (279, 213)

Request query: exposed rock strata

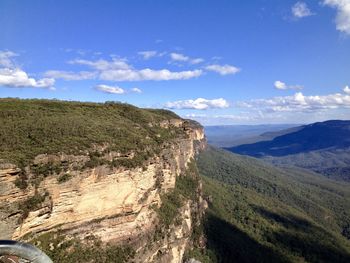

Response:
(0, 119), (206, 263)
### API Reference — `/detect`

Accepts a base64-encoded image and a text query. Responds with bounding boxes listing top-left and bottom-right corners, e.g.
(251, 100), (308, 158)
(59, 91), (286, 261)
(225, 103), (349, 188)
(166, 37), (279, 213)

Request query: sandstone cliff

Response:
(0, 116), (206, 263)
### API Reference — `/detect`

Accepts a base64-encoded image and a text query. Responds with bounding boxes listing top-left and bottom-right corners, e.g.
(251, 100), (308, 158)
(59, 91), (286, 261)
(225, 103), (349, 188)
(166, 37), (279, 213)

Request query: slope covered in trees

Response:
(195, 147), (350, 263)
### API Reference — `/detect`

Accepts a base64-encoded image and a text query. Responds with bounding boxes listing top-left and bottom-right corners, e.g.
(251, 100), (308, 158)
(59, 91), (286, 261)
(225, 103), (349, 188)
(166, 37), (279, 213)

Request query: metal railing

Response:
(0, 240), (53, 263)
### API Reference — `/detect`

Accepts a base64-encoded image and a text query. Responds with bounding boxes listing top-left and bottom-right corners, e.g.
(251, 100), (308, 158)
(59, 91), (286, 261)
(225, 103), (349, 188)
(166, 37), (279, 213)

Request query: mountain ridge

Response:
(227, 120), (350, 157)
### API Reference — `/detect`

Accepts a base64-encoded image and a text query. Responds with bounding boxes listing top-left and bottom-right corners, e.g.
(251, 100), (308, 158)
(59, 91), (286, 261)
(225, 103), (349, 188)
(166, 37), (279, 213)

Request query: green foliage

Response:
(157, 160), (199, 227)
(262, 148), (350, 182)
(84, 155), (108, 169)
(197, 147), (350, 263)
(31, 162), (62, 177)
(175, 174), (198, 201)
(57, 173), (73, 183)
(0, 98), (184, 166)
(14, 171), (28, 189)
(185, 223), (218, 262)
(18, 192), (48, 221)
(157, 190), (183, 227)
(184, 248), (217, 263)
(110, 151), (150, 169)
(30, 232), (135, 263)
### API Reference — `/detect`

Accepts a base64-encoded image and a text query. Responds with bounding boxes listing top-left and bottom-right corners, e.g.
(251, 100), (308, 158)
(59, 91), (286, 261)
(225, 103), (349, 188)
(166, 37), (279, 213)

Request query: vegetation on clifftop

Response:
(0, 98), (186, 167)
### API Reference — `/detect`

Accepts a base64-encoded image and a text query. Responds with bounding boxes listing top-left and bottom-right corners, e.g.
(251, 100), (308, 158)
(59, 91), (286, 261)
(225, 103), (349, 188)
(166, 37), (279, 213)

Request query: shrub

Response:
(156, 161), (199, 227)
(14, 171), (28, 190)
(31, 162), (62, 177)
(18, 192), (48, 221)
(57, 173), (73, 183)
(31, 232), (135, 263)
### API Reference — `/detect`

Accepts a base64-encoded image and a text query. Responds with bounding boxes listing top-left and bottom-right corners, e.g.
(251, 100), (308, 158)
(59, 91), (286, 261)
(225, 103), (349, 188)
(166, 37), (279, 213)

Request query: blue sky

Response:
(1, 0), (350, 125)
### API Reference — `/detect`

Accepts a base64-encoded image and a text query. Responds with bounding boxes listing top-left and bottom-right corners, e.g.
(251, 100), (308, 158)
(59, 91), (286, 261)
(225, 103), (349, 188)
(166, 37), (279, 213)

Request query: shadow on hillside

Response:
(253, 206), (350, 263)
(203, 212), (291, 263)
(252, 206), (311, 230)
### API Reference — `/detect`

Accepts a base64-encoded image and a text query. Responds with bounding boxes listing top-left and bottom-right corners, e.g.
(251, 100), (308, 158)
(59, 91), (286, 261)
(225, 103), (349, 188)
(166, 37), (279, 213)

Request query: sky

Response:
(1, 0), (350, 125)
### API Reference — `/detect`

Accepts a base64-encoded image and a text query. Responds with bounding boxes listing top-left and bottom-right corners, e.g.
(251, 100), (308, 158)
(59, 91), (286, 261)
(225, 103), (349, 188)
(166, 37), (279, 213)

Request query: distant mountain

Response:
(205, 124), (299, 147)
(259, 126), (304, 139)
(227, 120), (350, 157)
(226, 120), (350, 181)
(194, 147), (350, 263)
(262, 148), (350, 182)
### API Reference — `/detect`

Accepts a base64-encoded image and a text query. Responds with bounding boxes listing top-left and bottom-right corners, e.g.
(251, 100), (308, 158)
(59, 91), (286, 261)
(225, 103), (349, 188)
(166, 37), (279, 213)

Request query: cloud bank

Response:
(205, 64), (240, 75)
(95, 85), (143, 94)
(165, 98), (230, 110)
(45, 70), (97, 81)
(0, 51), (55, 89)
(95, 84), (125, 94)
(170, 52), (204, 64)
(47, 58), (203, 82)
(138, 51), (158, 59)
(237, 90), (350, 112)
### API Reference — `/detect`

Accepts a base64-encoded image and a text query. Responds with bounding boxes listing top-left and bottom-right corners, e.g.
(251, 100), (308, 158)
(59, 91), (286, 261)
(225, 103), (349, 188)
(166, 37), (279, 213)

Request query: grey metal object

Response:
(0, 240), (53, 263)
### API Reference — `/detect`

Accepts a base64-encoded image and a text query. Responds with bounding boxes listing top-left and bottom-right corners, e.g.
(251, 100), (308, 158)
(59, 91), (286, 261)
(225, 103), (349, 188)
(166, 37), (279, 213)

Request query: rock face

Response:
(0, 119), (206, 263)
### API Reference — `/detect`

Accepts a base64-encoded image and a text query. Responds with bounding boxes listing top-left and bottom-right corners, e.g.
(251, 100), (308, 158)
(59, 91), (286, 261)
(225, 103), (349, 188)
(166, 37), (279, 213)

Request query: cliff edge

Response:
(0, 99), (207, 263)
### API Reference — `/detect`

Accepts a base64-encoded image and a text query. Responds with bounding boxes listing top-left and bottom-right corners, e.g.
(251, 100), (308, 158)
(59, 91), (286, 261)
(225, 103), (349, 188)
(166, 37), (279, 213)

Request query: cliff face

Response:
(0, 118), (206, 263)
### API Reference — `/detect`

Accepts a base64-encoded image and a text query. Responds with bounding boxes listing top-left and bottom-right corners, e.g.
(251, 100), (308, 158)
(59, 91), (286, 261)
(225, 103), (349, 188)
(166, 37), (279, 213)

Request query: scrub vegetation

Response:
(157, 161), (199, 227)
(0, 98), (184, 167)
(30, 232), (135, 263)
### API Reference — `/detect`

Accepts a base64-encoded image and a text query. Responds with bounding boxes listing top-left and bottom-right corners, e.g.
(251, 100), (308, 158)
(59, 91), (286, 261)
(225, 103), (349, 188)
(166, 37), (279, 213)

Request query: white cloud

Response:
(237, 90), (350, 112)
(100, 68), (202, 81)
(95, 84), (125, 94)
(95, 85), (143, 94)
(0, 68), (55, 89)
(184, 113), (207, 118)
(184, 89), (350, 125)
(69, 58), (130, 70)
(0, 51), (55, 89)
(205, 64), (240, 75)
(186, 113), (253, 121)
(184, 113), (258, 125)
(165, 98), (230, 110)
(274, 80), (287, 89)
(274, 80), (303, 90)
(292, 2), (314, 18)
(49, 58), (202, 82)
(170, 53), (204, 64)
(170, 53), (189, 62)
(138, 51), (157, 59)
(0, 51), (18, 67)
(190, 58), (204, 64)
(45, 70), (97, 80)
(324, 0), (350, 35)
(131, 87), (142, 93)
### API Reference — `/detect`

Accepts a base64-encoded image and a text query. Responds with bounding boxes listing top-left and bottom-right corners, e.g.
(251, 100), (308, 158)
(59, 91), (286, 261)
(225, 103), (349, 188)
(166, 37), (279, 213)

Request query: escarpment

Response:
(0, 99), (207, 263)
